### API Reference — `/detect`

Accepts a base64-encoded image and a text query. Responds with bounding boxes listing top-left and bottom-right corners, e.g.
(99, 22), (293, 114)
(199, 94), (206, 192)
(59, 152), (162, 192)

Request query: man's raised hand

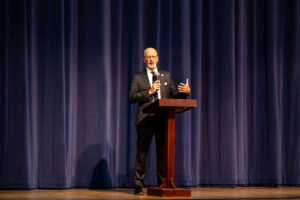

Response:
(178, 78), (190, 94)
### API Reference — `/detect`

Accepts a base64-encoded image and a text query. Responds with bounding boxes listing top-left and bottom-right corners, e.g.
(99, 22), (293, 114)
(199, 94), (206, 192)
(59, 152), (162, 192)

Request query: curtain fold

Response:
(0, 0), (299, 188)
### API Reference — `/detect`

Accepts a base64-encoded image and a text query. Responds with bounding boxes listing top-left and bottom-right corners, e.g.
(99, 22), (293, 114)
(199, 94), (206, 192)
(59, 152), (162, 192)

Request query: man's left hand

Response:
(178, 78), (191, 94)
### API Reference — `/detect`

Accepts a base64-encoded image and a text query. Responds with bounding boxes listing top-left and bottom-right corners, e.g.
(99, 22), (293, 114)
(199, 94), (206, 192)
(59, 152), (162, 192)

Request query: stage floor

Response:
(0, 187), (300, 199)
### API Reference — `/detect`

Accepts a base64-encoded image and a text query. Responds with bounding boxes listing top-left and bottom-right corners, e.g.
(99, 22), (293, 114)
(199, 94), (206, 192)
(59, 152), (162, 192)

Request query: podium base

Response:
(147, 188), (191, 197)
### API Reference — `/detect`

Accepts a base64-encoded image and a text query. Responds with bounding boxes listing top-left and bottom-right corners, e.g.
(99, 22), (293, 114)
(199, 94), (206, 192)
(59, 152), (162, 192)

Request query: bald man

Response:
(129, 47), (190, 195)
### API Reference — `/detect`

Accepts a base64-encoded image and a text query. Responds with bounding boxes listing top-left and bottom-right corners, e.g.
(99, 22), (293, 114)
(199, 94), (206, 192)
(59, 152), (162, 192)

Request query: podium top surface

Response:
(143, 99), (197, 114)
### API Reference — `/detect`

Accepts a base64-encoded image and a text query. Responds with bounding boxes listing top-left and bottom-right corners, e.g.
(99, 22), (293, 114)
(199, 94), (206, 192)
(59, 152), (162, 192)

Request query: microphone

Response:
(153, 72), (159, 82)
(153, 71), (161, 99)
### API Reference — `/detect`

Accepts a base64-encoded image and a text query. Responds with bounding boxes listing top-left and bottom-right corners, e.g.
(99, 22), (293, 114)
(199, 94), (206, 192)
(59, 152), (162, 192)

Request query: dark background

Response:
(0, 0), (299, 188)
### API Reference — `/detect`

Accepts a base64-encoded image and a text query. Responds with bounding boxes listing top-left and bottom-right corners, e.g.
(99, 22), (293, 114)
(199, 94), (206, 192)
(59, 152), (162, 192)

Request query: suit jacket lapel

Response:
(158, 70), (165, 98)
(142, 70), (151, 90)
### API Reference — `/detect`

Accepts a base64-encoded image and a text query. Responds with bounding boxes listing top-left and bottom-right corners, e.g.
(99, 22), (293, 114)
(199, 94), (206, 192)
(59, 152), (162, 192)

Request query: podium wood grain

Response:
(143, 99), (197, 197)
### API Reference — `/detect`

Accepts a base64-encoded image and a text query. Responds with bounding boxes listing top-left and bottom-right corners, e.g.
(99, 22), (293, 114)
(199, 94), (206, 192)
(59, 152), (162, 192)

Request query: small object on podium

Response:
(143, 99), (197, 197)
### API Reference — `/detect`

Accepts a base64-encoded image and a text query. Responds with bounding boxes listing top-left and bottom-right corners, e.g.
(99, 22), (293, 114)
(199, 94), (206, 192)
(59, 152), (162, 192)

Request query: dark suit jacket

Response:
(129, 69), (188, 126)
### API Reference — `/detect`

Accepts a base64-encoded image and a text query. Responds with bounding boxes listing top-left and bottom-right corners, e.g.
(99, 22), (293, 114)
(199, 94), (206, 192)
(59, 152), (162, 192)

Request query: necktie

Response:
(151, 71), (158, 100)
(151, 71), (157, 83)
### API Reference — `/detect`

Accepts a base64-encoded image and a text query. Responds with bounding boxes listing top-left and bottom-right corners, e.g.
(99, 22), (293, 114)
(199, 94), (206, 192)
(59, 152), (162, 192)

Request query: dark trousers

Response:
(134, 115), (165, 188)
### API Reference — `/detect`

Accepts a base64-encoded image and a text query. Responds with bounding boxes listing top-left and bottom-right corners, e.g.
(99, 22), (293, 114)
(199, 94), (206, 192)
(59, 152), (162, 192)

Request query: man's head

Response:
(143, 47), (159, 70)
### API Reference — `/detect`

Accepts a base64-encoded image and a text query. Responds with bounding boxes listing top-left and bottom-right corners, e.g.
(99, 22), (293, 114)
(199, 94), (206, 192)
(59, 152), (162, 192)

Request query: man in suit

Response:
(129, 47), (190, 195)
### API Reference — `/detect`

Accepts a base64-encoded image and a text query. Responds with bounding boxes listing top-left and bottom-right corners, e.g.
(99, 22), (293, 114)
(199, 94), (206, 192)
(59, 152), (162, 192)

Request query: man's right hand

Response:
(149, 80), (161, 95)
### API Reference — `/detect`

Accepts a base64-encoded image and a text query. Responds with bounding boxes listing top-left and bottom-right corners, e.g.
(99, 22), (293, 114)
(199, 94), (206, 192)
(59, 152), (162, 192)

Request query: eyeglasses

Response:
(145, 55), (157, 59)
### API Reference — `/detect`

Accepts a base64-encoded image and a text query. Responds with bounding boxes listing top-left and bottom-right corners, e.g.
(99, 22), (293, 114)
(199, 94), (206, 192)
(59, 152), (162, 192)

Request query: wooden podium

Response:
(143, 99), (197, 197)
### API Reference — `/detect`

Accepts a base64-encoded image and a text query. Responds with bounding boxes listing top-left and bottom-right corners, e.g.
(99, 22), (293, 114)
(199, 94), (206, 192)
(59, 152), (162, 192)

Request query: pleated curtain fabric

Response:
(0, 0), (299, 189)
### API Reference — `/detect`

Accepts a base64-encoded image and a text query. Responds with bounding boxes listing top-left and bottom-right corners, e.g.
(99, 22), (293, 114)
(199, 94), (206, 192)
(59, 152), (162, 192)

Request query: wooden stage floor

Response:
(0, 187), (300, 199)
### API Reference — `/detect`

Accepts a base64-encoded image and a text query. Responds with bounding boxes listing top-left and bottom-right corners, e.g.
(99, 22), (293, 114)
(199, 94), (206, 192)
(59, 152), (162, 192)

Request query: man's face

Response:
(143, 49), (159, 70)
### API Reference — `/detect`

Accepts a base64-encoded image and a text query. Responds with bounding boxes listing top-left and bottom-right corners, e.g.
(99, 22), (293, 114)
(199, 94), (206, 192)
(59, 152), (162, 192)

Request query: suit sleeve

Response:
(129, 74), (151, 104)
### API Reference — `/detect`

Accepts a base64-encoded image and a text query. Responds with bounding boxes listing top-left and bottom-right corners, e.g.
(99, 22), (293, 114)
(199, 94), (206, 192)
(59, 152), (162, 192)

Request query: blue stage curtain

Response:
(0, 0), (299, 188)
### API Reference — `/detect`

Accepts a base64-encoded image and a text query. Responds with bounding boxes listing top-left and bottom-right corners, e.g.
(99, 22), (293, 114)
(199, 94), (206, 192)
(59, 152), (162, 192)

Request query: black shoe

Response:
(134, 187), (144, 195)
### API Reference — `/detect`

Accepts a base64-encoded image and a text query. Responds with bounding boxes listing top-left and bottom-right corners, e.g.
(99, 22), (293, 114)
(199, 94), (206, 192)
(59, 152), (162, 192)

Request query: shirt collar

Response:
(146, 67), (158, 74)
